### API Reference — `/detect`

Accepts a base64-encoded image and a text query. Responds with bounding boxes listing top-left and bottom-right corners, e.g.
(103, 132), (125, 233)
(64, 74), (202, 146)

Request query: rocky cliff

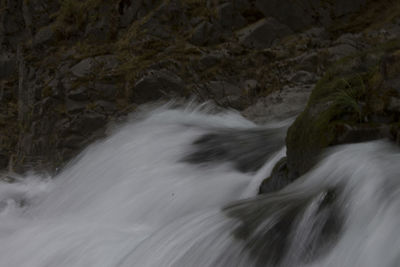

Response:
(0, 0), (399, 174)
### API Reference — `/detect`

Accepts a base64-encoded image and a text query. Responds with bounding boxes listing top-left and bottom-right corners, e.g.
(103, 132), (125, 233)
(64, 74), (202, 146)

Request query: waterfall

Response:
(0, 104), (399, 267)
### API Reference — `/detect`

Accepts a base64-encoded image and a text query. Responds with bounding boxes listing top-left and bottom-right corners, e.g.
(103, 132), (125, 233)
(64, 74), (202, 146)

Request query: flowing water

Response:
(0, 103), (399, 267)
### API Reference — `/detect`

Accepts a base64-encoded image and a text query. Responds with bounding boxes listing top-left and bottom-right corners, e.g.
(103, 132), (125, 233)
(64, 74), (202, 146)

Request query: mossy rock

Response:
(286, 43), (400, 178)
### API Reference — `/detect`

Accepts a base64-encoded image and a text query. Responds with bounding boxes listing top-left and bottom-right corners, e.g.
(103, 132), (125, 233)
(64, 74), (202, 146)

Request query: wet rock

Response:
(286, 48), (400, 179)
(259, 157), (291, 194)
(226, 187), (343, 266)
(333, 124), (391, 145)
(237, 18), (293, 49)
(183, 128), (286, 173)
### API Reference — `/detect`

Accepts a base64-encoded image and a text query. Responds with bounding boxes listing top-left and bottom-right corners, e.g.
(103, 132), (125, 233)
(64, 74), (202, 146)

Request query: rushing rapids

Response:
(0, 104), (399, 267)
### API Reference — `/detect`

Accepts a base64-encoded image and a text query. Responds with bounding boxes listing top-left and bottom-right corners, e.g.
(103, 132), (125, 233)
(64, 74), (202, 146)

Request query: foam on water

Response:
(1, 104), (399, 267)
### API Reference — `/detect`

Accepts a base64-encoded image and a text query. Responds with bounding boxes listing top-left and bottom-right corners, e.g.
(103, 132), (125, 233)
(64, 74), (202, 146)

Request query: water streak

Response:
(0, 104), (399, 267)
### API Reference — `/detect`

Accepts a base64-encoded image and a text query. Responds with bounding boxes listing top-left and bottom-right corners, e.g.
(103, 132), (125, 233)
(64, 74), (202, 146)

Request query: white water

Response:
(0, 105), (400, 267)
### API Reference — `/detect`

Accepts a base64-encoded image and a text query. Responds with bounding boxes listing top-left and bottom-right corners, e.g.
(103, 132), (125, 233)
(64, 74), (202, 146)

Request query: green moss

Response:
(286, 40), (400, 177)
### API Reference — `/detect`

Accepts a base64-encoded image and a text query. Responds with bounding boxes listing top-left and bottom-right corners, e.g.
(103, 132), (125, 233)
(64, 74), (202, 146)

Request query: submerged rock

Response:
(183, 127), (286, 173)
(226, 186), (343, 266)
(259, 157), (291, 194)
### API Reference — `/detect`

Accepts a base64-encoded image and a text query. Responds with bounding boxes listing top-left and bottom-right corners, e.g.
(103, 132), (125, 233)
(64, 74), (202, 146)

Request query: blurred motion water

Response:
(0, 104), (398, 267)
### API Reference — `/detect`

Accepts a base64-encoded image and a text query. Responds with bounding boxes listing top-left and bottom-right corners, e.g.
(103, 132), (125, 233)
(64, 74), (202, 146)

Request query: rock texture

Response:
(0, 0), (399, 174)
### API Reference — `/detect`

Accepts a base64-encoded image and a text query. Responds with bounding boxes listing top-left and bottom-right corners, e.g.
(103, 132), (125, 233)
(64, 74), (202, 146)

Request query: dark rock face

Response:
(259, 157), (292, 194)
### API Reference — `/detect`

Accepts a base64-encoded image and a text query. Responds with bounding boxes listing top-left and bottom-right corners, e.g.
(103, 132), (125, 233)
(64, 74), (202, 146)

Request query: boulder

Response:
(286, 47), (400, 179)
(259, 157), (291, 194)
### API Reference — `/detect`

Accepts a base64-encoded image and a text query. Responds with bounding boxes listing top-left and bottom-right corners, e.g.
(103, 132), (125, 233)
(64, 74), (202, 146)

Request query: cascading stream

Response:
(0, 104), (399, 267)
